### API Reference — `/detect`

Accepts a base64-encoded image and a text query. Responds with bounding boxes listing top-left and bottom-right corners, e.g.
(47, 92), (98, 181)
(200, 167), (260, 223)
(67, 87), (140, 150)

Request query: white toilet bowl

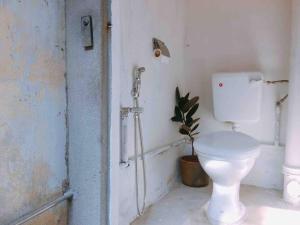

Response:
(195, 131), (260, 225)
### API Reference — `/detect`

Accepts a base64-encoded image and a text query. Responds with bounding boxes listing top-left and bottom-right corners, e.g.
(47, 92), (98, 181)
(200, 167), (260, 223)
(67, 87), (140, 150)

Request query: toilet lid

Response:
(195, 131), (260, 160)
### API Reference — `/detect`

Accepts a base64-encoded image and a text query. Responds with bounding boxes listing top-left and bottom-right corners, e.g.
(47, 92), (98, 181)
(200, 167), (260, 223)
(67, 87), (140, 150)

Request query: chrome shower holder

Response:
(121, 107), (144, 119)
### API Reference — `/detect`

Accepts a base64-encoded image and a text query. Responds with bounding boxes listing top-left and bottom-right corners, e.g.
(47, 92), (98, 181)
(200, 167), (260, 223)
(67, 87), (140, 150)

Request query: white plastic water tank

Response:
(212, 72), (263, 123)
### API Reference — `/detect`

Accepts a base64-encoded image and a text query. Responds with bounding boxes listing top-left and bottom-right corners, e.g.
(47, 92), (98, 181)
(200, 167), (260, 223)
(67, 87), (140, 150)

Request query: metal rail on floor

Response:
(6, 191), (74, 225)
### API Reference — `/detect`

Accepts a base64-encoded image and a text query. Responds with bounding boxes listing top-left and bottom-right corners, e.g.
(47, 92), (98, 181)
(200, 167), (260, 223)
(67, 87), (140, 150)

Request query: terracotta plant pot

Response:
(180, 155), (209, 187)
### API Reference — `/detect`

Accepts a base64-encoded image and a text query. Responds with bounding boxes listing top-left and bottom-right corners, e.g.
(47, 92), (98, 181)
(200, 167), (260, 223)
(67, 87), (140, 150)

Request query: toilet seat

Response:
(195, 131), (260, 160)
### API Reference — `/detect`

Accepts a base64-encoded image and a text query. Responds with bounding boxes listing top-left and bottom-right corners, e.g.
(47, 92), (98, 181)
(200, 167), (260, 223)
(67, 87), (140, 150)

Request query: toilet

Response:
(195, 72), (263, 225)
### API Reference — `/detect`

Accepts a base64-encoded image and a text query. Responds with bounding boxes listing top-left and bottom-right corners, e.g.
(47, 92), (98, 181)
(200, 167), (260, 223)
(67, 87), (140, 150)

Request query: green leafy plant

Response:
(171, 87), (200, 156)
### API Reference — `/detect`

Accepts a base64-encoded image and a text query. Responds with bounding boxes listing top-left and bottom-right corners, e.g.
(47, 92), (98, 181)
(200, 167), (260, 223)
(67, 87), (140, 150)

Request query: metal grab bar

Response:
(6, 191), (74, 225)
(128, 138), (187, 162)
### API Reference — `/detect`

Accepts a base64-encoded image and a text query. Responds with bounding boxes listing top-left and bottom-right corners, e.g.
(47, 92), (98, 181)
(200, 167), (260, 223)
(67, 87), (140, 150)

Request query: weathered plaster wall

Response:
(0, 1), (67, 224)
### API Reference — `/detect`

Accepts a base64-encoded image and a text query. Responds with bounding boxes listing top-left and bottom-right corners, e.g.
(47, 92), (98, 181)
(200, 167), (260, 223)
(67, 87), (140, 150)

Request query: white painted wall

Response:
(184, 0), (291, 190)
(119, 0), (187, 151)
(113, 1), (292, 224)
(119, 146), (186, 225)
(184, 0), (291, 144)
(114, 0), (188, 224)
(285, 0), (300, 170)
(0, 1), (67, 224)
(284, 0), (300, 205)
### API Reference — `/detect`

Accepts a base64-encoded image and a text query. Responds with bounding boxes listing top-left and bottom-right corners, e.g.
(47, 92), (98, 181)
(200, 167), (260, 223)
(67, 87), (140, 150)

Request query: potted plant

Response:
(171, 87), (209, 187)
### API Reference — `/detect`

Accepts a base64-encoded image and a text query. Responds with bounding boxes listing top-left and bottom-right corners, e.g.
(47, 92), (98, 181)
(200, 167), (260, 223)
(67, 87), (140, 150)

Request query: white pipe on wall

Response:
(283, 0), (300, 205)
(274, 105), (281, 147)
(128, 138), (187, 162)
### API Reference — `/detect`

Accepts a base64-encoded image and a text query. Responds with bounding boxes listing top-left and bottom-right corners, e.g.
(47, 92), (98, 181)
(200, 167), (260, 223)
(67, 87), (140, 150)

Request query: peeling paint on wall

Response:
(0, 0), (67, 224)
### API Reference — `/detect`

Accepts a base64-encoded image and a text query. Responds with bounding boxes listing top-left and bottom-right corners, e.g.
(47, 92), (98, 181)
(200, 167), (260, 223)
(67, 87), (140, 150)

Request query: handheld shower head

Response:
(132, 66), (146, 98)
(139, 67), (145, 72)
(136, 67), (146, 77)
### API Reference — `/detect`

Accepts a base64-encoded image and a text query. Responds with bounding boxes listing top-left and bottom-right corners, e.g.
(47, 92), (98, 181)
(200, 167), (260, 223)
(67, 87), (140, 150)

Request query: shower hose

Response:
(133, 98), (147, 216)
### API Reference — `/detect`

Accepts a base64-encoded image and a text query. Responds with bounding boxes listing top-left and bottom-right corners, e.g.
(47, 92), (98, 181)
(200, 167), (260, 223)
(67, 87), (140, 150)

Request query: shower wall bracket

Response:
(121, 107), (143, 117)
(81, 15), (93, 49)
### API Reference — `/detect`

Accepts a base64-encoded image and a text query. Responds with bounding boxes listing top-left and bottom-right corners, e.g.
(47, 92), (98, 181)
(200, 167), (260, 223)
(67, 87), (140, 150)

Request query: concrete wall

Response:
(0, 1), (67, 224)
(184, 0), (291, 190)
(114, 0), (187, 224)
(66, 0), (110, 225)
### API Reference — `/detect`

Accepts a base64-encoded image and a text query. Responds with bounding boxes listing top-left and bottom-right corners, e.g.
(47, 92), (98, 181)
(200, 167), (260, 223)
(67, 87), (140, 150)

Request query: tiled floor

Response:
(132, 184), (300, 225)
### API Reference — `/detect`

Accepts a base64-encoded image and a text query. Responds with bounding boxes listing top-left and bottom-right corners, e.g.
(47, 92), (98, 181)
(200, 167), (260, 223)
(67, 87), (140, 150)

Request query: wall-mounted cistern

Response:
(120, 66), (147, 216)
